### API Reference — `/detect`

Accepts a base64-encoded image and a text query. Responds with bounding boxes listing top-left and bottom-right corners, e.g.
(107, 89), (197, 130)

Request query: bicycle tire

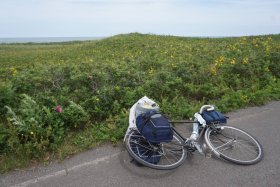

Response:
(125, 129), (187, 170)
(205, 125), (263, 165)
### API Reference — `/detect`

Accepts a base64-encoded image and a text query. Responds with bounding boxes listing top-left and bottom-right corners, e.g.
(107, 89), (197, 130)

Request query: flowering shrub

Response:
(62, 101), (90, 129)
(4, 94), (65, 157)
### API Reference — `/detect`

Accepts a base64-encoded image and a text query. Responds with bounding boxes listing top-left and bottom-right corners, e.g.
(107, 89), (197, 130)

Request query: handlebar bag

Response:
(201, 110), (227, 124)
(136, 110), (173, 143)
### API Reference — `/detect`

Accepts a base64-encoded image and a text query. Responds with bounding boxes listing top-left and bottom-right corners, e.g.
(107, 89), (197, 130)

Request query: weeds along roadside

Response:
(0, 33), (280, 173)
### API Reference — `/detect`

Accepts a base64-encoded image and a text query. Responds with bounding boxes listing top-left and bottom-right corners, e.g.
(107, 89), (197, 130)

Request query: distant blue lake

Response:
(0, 37), (105, 44)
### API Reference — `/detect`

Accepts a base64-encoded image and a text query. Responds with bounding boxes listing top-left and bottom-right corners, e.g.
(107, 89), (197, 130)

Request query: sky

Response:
(0, 0), (279, 37)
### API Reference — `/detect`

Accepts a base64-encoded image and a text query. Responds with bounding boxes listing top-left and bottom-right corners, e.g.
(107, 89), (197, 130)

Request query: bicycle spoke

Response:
(164, 141), (184, 147)
(216, 139), (234, 150)
(235, 141), (258, 157)
(233, 142), (251, 161)
(130, 141), (154, 151)
(161, 152), (173, 165)
(218, 144), (232, 153)
(165, 150), (181, 161)
(164, 147), (183, 158)
(139, 149), (150, 157)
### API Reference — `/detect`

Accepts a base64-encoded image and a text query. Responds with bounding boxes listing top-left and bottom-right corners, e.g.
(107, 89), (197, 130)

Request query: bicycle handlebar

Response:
(199, 105), (215, 113)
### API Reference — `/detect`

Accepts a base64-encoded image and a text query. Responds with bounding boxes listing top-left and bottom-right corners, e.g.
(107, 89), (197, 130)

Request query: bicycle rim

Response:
(205, 125), (263, 165)
(125, 130), (187, 170)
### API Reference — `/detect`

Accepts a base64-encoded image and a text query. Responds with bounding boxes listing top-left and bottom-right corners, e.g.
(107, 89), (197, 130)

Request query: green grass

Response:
(0, 33), (280, 173)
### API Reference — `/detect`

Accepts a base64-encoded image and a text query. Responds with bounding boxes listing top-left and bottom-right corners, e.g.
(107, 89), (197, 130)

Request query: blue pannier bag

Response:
(131, 138), (161, 164)
(201, 110), (227, 124)
(136, 111), (173, 144)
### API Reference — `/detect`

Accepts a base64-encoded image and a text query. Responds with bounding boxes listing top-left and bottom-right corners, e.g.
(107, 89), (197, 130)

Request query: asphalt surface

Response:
(1, 101), (280, 187)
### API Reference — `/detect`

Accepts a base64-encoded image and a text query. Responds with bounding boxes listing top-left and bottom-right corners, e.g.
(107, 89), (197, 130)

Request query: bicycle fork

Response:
(185, 139), (207, 155)
(186, 124), (208, 156)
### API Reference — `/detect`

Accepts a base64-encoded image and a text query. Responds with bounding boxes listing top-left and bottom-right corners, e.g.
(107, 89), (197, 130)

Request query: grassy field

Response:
(0, 33), (280, 173)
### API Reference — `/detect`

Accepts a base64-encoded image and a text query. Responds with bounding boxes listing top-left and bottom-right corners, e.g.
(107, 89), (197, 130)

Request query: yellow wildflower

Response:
(267, 37), (272, 42)
(230, 59), (236, 65)
(211, 66), (217, 75)
(10, 67), (18, 76)
(171, 63), (177, 68)
(265, 46), (271, 55)
(265, 67), (270, 72)
(219, 56), (225, 63)
(242, 57), (249, 64)
(148, 68), (154, 75)
(115, 86), (120, 91)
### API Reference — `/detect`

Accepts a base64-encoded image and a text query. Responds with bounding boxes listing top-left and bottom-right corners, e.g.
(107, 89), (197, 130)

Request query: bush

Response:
(62, 101), (90, 130)
(0, 122), (21, 155)
(0, 82), (16, 117)
(4, 94), (66, 157)
(0, 123), (11, 153)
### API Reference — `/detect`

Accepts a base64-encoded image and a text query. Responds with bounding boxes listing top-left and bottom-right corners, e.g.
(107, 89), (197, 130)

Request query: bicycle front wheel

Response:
(125, 130), (187, 170)
(205, 125), (263, 165)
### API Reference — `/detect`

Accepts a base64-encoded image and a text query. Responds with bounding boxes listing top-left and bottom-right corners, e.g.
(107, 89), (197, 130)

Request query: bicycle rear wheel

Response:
(205, 125), (263, 165)
(125, 129), (187, 170)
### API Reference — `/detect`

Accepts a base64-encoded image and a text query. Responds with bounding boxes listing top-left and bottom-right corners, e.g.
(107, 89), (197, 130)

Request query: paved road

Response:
(1, 101), (280, 187)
